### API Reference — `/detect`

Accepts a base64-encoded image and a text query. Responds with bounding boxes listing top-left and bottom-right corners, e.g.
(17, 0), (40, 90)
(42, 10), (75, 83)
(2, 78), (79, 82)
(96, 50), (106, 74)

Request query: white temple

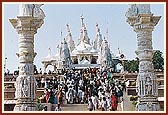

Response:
(42, 16), (113, 72)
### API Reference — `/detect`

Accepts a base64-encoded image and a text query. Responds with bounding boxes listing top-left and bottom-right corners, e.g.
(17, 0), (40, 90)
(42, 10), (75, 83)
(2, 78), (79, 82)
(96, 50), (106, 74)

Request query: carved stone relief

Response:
(21, 104), (28, 111)
(21, 77), (29, 97)
(139, 61), (154, 72)
(19, 63), (34, 75)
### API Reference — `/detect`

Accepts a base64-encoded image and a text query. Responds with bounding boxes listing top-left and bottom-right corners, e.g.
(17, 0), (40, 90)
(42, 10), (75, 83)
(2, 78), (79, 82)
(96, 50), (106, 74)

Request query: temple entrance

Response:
(91, 57), (97, 64)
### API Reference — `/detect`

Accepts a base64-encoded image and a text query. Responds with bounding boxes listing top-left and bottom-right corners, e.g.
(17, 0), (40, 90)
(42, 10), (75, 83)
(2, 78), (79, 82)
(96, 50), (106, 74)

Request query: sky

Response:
(3, 2), (165, 73)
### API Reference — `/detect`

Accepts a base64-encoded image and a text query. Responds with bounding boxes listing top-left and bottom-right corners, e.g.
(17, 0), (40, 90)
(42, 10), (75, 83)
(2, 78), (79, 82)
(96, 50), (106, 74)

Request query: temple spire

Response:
(118, 46), (121, 54)
(94, 22), (103, 51)
(96, 22), (100, 33)
(79, 15), (90, 45)
(65, 23), (75, 52)
(80, 15), (85, 27)
(106, 27), (108, 40)
(66, 23), (70, 32)
(48, 47), (51, 56)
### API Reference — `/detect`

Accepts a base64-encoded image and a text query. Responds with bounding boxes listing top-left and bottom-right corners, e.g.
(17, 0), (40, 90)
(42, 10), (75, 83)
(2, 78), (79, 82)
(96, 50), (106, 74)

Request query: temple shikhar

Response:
(42, 16), (113, 72)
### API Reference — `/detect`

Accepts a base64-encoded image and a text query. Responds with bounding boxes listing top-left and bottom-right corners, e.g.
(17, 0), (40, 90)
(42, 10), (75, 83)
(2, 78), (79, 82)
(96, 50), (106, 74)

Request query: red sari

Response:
(45, 91), (50, 103)
(111, 95), (118, 111)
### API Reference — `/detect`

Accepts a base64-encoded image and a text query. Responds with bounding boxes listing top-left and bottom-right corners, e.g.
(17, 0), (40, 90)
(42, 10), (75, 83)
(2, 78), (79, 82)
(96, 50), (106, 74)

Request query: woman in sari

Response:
(111, 92), (118, 111)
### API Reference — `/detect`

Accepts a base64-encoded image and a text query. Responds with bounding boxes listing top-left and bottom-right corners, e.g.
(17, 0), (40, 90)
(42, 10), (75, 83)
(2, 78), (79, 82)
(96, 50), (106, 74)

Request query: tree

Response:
(124, 57), (139, 72)
(152, 50), (164, 71)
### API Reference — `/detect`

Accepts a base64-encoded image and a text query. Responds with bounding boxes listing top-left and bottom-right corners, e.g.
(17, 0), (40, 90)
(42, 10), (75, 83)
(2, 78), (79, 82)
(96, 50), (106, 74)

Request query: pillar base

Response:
(136, 100), (160, 111)
(13, 103), (38, 111)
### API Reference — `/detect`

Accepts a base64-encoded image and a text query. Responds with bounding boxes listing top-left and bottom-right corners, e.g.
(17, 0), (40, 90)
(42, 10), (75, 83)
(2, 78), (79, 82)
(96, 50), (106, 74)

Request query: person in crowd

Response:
(42, 106), (47, 111)
(78, 87), (83, 104)
(117, 87), (123, 103)
(111, 92), (118, 111)
(58, 87), (63, 105)
(44, 88), (50, 103)
(37, 66), (127, 111)
(101, 96), (108, 111)
(67, 86), (74, 104)
(48, 90), (55, 104)
(106, 96), (111, 111)
(91, 94), (98, 110)
(88, 98), (94, 111)
(55, 103), (61, 111)
(41, 77), (45, 88)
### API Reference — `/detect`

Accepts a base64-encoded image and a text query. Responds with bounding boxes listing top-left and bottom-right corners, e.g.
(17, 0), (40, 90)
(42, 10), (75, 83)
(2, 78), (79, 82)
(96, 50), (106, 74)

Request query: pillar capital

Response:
(126, 14), (161, 32)
(9, 16), (44, 34)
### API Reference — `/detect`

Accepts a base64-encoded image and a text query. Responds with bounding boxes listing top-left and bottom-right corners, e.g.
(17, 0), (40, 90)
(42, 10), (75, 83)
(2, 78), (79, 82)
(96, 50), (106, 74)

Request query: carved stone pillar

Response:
(9, 4), (45, 111)
(126, 5), (161, 111)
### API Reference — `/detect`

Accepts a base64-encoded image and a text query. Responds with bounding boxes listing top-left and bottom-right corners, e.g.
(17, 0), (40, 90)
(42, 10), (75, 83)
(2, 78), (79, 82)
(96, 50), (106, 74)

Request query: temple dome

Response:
(75, 41), (91, 53)
(42, 55), (53, 62)
(90, 46), (98, 53)
(71, 48), (78, 55)
(42, 48), (53, 62)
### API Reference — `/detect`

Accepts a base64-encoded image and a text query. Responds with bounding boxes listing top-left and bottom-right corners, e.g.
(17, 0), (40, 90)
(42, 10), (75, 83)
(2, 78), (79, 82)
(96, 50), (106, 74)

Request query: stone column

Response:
(126, 4), (161, 111)
(9, 4), (45, 111)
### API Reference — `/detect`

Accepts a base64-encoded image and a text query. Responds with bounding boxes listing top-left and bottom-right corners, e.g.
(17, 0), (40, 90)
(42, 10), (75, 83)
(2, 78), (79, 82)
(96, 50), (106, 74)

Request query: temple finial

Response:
(80, 15), (85, 27)
(96, 22), (100, 33)
(48, 47), (51, 56)
(66, 23), (70, 32)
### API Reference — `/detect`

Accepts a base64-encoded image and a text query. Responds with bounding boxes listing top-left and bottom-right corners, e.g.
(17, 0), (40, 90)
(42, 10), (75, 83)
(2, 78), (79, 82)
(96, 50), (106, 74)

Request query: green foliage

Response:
(132, 100), (138, 107)
(109, 78), (114, 85)
(152, 50), (164, 71)
(37, 99), (43, 111)
(124, 57), (139, 72)
(130, 96), (138, 101)
(130, 81), (136, 86)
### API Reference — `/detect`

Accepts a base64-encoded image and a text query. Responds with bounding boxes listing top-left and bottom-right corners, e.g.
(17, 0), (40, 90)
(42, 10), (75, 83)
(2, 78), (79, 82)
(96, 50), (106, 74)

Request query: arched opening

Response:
(73, 58), (78, 64)
(46, 65), (54, 74)
(91, 57), (97, 64)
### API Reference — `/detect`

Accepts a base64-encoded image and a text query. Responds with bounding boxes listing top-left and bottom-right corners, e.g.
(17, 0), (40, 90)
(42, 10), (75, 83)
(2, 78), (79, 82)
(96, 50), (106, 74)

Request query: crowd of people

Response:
(38, 67), (126, 111)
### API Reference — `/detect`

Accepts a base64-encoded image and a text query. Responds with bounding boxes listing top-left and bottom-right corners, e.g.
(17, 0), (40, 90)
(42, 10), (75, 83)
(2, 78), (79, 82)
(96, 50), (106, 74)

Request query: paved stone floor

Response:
(123, 91), (135, 111)
(60, 103), (122, 111)
(61, 104), (88, 111)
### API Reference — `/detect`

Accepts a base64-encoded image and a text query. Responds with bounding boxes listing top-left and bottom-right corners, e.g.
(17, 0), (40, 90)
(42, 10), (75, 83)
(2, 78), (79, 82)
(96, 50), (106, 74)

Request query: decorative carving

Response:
(21, 104), (28, 111)
(19, 4), (34, 16)
(136, 4), (151, 14)
(19, 64), (34, 75)
(19, 4), (45, 19)
(137, 39), (152, 47)
(126, 4), (151, 17)
(33, 4), (45, 19)
(145, 77), (152, 95)
(126, 4), (138, 17)
(139, 61), (154, 72)
(21, 77), (29, 97)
